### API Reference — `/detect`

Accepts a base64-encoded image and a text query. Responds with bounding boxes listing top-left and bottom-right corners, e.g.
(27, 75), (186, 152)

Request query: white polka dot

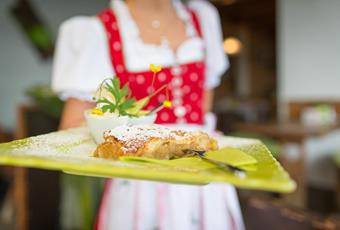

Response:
(158, 73), (167, 82)
(116, 65), (124, 73)
(171, 77), (182, 87)
(183, 85), (191, 94)
(113, 42), (121, 50)
(160, 112), (169, 121)
(173, 89), (183, 97)
(190, 73), (198, 82)
(158, 94), (166, 103)
(111, 22), (117, 30)
(190, 112), (199, 121)
(173, 98), (182, 106)
(136, 75), (145, 84)
(171, 67), (181, 75)
(174, 106), (186, 117)
(190, 93), (198, 101)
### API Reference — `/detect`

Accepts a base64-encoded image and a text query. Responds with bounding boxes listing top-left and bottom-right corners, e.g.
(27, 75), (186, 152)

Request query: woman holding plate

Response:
(52, 0), (244, 229)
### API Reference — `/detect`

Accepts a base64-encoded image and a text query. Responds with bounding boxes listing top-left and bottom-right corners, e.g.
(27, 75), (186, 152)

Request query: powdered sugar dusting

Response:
(104, 124), (189, 153)
(105, 124), (183, 141)
(11, 128), (96, 157)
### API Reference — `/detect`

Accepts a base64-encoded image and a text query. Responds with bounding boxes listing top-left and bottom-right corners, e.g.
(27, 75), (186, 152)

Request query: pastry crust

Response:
(94, 124), (218, 160)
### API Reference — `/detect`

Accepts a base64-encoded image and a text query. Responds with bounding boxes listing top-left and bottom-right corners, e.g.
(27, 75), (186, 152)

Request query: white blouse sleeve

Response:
(188, 0), (229, 89)
(51, 16), (114, 101)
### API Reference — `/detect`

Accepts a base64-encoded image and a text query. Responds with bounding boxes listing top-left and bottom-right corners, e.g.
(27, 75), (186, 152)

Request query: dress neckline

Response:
(110, 0), (200, 60)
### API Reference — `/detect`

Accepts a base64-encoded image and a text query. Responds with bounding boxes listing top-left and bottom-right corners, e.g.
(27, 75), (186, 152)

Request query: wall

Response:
(278, 0), (340, 103)
(0, 0), (106, 130)
(277, 0), (340, 189)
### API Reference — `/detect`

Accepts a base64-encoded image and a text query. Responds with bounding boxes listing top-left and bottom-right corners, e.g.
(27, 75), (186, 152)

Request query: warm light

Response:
(223, 37), (242, 55)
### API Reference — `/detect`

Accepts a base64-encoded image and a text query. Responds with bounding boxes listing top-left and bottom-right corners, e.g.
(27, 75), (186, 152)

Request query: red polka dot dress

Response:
(98, 8), (205, 125)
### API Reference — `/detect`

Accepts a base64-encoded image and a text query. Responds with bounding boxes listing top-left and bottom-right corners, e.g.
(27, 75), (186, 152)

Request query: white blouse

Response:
(52, 0), (228, 101)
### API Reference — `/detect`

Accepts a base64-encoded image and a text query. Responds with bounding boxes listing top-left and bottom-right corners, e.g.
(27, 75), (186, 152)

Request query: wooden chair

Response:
(282, 101), (340, 208)
(288, 101), (340, 122)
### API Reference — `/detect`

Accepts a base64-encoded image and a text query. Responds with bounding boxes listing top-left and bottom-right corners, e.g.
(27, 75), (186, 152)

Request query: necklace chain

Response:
(127, 2), (179, 47)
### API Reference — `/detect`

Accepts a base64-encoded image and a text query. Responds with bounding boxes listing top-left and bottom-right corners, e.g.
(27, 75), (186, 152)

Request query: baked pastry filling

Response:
(94, 124), (218, 160)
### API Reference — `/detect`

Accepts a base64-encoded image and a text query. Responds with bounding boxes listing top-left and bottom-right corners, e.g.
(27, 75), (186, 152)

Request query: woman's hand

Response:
(59, 98), (94, 130)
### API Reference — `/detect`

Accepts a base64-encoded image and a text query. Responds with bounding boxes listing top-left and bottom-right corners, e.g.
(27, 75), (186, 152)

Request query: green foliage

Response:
(26, 85), (64, 119)
(95, 78), (140, 116)
(126, 97), (150, 116)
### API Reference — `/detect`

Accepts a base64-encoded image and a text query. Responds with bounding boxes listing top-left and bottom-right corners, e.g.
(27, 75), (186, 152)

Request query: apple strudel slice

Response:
(94, 124), (218, 160)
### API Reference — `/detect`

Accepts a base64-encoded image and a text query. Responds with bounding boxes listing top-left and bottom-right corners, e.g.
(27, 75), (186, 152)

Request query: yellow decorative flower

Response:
(91, 108), (104, 116)
(163, 100), (172, 108)
(150, 64), (162, 73)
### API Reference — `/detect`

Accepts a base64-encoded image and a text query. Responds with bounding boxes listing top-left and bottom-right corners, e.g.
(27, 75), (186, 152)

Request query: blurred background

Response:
(1, 0), (340, 229)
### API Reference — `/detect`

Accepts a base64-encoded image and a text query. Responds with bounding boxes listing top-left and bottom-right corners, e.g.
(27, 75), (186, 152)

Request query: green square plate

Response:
(0, 128), (295, 193)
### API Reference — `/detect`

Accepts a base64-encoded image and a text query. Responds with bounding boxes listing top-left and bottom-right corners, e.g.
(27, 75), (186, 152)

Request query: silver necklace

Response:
(151, 19), (161, 29)
(128, 3), (175, 47)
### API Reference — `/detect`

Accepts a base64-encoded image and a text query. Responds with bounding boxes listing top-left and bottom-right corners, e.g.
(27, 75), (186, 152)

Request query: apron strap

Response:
(98, 9), (127, 76)
(188, 9), (203, 38)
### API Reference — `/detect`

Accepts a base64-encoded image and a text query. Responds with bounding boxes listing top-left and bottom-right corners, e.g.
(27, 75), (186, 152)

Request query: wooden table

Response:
(236, 121), (340, 208)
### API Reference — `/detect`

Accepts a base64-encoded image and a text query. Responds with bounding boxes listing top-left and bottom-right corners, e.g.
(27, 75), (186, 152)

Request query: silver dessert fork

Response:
(184, 149), (247, 178)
